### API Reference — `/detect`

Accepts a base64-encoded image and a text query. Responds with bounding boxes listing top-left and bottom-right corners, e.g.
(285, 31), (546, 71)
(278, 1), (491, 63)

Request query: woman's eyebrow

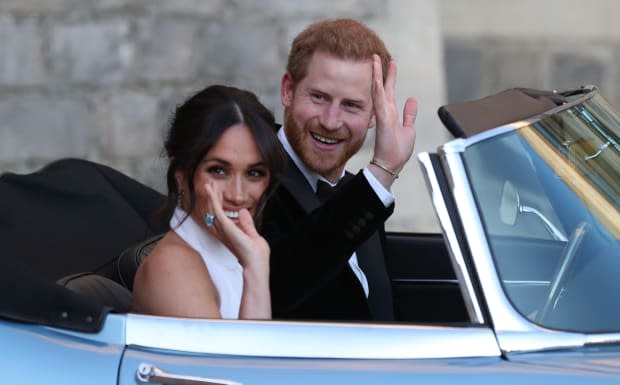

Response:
(203, 158), (266, 168)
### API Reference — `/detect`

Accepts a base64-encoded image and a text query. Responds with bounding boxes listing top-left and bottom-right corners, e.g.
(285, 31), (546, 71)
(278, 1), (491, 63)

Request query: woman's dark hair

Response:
(161, 85), (285, 225)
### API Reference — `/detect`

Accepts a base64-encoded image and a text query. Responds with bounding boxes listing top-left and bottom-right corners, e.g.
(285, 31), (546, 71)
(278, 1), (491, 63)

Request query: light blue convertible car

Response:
(2, 85), (620, 384)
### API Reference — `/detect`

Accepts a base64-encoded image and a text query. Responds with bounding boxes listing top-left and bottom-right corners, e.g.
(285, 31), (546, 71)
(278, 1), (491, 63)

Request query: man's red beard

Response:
(283, 108), (365, 179)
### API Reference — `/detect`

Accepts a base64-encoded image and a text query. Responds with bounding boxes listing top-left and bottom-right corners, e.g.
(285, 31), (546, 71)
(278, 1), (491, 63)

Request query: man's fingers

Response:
(384, 60), (397, 103)
(373, 55), (389, 104)
(402, 97), (418, 129)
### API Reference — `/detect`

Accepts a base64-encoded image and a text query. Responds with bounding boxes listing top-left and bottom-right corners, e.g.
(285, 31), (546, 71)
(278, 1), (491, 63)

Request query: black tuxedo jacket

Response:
(261, 157), (395, 321)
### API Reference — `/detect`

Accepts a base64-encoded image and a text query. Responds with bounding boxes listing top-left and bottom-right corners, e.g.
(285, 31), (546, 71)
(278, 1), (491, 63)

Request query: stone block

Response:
(98, 91), (159, 159)
(0, 0), (75, 14)
(50, 20), (133, 85)
(202, 22), (281, 89)
(440, 0), (620, 40)
(0, 15), (47, 86)
(129, 155), (167, 193)
(134, 18), (206, 83)
(240, 0), (374, 19)
(607, 45), (620, 111)
(146, 0), (224, 17)
(551, 53), (606, 91)
(444, 41), (482, 103)
(483, 41), (546, 94)
(93, 0), (133, 11)
(0, 94), (99, 162)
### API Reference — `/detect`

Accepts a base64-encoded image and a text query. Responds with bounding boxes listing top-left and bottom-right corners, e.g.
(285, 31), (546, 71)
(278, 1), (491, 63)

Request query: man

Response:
(261, 18), (417, 321)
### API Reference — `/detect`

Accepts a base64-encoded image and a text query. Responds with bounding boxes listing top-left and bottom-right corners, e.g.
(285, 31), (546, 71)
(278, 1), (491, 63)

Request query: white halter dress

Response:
(171, 208), (243, 319)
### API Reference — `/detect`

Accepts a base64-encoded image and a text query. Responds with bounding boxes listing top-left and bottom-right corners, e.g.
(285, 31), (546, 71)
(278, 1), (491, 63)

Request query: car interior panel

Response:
(385, 233), (469, 323)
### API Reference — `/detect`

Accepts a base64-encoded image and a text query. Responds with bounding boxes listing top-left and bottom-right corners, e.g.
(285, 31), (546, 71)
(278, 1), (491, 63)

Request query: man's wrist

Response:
(362, 167), (395, 207)
(369, 158), (400, 179)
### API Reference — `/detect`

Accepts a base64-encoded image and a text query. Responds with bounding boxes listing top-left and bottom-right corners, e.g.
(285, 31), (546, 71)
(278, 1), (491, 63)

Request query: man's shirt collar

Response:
(277, 126), (345, 191)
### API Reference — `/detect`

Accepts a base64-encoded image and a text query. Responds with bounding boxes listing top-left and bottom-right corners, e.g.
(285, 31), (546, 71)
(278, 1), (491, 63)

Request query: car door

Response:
(117, 314), (503, 385)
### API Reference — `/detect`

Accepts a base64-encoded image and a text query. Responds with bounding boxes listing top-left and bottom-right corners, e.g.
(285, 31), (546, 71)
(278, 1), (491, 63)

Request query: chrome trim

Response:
(137, 363), (242, 385)
(449, 120), (533, 149)
(417, 153), (485, 324)
(391, 278), (459, 285)
(439, 143), (543, 333)
(497, 330), (586, 352)
(586, 333), (620, 346)
(125, 314), (501, 359)
(519, 205), (568, 242)
(504, 280), (549, 287)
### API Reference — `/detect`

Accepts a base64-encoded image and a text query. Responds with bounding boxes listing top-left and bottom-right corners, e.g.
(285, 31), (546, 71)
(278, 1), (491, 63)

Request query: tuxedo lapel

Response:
(277, 156), (320, 213)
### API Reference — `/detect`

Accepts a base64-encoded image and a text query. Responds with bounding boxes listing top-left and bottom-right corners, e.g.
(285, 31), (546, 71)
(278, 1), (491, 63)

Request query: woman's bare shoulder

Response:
(132, 230), (219, 317)
(135, 231), (206, 285)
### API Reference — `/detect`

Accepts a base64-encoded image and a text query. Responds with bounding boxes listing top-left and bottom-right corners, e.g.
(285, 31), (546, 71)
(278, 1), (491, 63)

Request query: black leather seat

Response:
(57, 272), (133, 313)
(117, 234), (164, 291)
(57, 234), (164, 313)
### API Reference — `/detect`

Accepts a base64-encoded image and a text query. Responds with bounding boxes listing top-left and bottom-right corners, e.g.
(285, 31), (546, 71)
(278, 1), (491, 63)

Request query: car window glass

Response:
(463, 95), (620, 332)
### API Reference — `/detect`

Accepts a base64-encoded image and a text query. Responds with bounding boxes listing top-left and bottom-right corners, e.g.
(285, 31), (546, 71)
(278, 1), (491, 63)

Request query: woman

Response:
(133, 85), (285, 319)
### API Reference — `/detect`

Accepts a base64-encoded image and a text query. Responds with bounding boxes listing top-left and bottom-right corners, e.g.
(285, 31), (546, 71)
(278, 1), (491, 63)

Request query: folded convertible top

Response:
(0, 158), (169, 331)
(438, 88), (568, 138)
(0, 158), (168, 282)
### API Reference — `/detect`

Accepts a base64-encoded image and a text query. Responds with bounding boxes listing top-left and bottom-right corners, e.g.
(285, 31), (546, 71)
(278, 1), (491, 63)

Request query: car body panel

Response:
(124, 313), (500, 359)
(119, 348), (620, 385)
(2, 319), (123, 384)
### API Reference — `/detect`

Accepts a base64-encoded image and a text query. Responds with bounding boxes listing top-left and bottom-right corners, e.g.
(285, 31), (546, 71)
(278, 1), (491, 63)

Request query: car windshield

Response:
(463, 92), (620, 333)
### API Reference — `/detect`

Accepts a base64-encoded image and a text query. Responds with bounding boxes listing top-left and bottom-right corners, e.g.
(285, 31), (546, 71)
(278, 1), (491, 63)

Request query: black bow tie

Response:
(316, 179), (345, 202)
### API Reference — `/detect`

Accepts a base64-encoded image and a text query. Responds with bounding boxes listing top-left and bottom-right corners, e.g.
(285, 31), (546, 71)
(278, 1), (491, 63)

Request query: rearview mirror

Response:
(500, 181), (519, 226)
(498, 180), (567, 241)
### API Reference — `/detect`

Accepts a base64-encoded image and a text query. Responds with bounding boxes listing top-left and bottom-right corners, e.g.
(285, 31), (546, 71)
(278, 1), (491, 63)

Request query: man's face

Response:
(281, 51), (376, 182)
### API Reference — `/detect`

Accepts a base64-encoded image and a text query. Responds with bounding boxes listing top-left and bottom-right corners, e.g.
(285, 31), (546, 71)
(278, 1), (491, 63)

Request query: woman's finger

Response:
(236, 209), (258, 237)
(203, 182), (226, 235)
(204, 182), (245, 238)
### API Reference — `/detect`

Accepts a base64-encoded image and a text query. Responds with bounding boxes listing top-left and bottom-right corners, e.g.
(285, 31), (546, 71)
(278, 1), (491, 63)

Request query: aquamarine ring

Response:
(204, 213), (215, 228)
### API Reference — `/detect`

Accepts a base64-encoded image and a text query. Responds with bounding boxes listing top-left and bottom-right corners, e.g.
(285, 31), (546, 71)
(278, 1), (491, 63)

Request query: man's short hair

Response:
(286, 18), (391, 84)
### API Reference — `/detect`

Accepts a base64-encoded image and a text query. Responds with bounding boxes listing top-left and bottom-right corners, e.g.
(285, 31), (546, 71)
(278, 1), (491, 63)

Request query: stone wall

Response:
(0, 0), (447, 232)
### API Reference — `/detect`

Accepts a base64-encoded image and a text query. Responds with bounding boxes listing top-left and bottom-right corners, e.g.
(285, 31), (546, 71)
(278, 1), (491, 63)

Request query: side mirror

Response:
(499, 181), (519, 226)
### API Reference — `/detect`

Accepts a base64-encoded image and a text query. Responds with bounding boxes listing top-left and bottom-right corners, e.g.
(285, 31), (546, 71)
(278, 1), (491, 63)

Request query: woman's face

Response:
(187, 123), (270, 228)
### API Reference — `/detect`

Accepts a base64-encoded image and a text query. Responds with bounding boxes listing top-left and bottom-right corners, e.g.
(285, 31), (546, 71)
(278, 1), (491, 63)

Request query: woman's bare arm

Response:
(132, 233), (222, 319)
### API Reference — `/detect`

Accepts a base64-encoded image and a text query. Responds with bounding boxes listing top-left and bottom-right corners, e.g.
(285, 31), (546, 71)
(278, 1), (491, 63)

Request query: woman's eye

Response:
(248, 169), (267, 178)
(207, 166), (226, 176)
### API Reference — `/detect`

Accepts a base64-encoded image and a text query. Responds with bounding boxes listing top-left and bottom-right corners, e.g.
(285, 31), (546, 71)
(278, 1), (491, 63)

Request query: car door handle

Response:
(137, 363), (242, 385)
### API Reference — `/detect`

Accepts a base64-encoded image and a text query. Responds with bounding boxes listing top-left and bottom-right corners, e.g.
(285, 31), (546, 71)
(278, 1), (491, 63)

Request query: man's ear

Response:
(281, 72), (294, 107)
(368, 114), (376, 129)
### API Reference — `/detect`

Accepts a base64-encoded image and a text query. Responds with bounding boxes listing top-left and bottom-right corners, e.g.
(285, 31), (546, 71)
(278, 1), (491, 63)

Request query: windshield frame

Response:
(428, 85), (620, 353)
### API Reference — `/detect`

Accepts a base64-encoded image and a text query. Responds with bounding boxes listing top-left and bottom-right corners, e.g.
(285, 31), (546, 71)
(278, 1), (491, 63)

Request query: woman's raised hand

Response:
(203, 182), (270, 269)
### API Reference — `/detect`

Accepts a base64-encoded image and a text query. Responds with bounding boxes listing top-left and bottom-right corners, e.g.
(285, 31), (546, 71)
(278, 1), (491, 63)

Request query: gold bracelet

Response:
(370, 159), (399, 179)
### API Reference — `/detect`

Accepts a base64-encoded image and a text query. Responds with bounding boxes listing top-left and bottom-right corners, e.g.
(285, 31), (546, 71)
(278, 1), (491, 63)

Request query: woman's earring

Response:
(178, 189), (185, 210)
